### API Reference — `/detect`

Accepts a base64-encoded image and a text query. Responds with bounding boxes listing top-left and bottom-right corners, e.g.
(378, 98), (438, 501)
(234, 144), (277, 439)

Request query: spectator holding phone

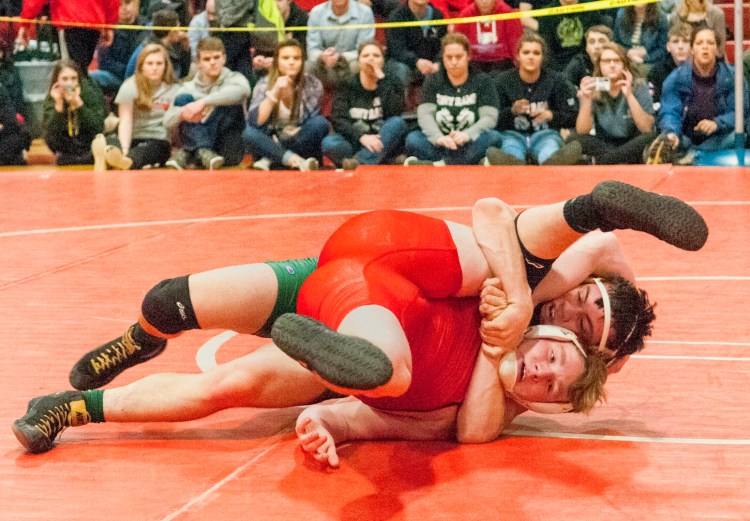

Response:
(43, 59), (107, 165)
(570, 42), (656, 164)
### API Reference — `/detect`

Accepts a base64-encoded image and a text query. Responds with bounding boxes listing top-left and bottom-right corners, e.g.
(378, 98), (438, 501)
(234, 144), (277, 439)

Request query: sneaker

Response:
(103, 112), (120, 135)
(165, 149), (191, 170)
(341, 157), (359, 170)
(104, 145), (133, 170)
(644, 135), (675, 165)
(252, 157), (272, 171)
(12, 391), (89, 453)
(392, 154), (407, 165)
(69, 324), (167, 390)
(298, 157), (319, 171)
(404, 156), (446, 166)
(485, 146), (526, 166)
(197, 148), (224, 170)
(591, 180), (708, 251)
(675, 149), (697, 166)
(271, 313), (393, 390)
(542, 141), (583, 165)
(91, 133), (106, 172)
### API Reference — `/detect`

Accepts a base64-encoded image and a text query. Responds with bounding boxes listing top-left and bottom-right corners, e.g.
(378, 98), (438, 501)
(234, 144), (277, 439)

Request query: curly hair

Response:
(600, 275), (657, 360)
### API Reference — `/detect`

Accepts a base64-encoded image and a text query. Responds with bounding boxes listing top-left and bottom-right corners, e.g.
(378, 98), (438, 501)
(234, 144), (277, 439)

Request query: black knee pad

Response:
(141, 276), (200, 335)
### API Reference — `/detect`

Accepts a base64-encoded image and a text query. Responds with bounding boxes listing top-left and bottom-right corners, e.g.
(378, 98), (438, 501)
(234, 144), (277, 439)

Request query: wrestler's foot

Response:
(591, 180), (708, 251)
(69, 324), (167, 390)
(12, 391), (89, 453)
(271, 313), (393, 390)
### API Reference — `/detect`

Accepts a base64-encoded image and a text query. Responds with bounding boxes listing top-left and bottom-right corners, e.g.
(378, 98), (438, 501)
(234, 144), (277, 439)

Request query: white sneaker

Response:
(91, 134), (106, 171)
(252, 157), (272, 171)
(104, 145), (133, 170)
(298, 157), (319, 171)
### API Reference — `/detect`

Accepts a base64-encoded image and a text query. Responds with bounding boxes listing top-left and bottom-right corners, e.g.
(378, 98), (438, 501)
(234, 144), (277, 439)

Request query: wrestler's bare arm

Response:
(470, 198), (534, 354)
(530, 231), (635, 306)
(455, 344), (526, 443)
(296, 399), (458, 467)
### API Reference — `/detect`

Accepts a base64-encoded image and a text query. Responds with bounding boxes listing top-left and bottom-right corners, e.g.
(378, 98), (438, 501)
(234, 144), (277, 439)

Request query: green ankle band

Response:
(81, 390), (105, 423)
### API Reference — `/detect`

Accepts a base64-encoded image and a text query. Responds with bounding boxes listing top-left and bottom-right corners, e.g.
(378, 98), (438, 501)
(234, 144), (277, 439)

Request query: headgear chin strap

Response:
(498, 325), (587, 414)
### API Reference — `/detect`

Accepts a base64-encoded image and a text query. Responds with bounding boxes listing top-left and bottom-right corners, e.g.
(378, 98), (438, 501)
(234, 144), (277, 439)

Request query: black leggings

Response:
(572, 132), (658, 165)
(106, 135), (171, 169)
(63, 28), (101, 73)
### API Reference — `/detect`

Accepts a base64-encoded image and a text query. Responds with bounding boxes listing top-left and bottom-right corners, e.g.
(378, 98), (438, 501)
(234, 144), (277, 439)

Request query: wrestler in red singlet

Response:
(297, 210), (483, 411)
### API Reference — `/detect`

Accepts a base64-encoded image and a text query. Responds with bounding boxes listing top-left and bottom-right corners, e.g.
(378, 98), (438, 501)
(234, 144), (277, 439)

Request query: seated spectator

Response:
(536, 0), (609, 71)
(569, 42), (656, 164)
(0, 35), (26, 120)
(651, 27), (748, 164)
(322, 40), (407, 169)
(188, 0), (218, 60)
(669, 0), (726, 56)
(563, 25), (613, 90)
(91, 44), (180, 171)
(212, 0), (283, 81)
(0, 83), (31, 166)
(744, 48), (750, 97)
(648, 22), (692, 106)
(486, 32), (581, 166)
(305, 0), (375, 87)
(164, 37), (251, 170)
(91, 0), (147, 98)
(126, 9), (192, 80)
(42, 59), (107, 166)
(614, 4), (668, 73)
(246, 0), (307, 88)
(358, 0), (401, 20)
(403, 33), (498, 166)
(243, 39), (329, 171)
(146, 0), (191, 26)
(453, 0), (523, 80)
(385, 0), (446, 88)
(277, 0), (310, 50)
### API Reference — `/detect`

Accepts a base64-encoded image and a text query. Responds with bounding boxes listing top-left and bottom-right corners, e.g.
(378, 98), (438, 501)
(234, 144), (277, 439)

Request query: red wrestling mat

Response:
(2, 164), (749, 520)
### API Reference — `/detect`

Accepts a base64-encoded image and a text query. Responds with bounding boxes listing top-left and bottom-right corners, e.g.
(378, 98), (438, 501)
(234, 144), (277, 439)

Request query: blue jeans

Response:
(404, 129), (493, 165)
(322, 116), (407, 166)
(89, 70), (123, 95)
(497, 129), (563, 165)
(242, 114), (330, 166)
(174, 94), (245, 160)
(682, 131), (735, 153)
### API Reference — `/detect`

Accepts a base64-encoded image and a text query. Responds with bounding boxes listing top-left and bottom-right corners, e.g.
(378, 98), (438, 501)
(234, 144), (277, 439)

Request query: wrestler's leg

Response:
(272, 307), (413, 398)
(69, 259), (317, 390)
(13, 344), (330, 453)
(516, 181), (708, 259)
(103, 343), (327, 421)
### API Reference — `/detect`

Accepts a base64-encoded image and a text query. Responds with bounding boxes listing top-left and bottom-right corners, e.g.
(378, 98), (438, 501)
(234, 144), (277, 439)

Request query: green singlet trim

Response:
(256, 257), (319, 337)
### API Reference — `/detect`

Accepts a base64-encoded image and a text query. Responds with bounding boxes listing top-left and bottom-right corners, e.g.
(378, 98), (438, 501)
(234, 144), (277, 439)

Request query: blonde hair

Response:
(569, 352), (608, 413)
(676, 0), (709, 19)
(134, 44), (175, 112)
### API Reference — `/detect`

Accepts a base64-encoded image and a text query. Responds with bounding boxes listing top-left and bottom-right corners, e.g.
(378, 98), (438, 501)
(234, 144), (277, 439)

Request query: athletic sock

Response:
(82, 390), (105, 423)
(562, 193), (614, 233)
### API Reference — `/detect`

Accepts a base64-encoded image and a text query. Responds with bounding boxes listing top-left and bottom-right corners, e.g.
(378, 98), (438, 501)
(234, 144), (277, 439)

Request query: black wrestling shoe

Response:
(12, 391), (89, 453)
(271, 313), (393, 390)
(591, 180), (708, 251)
(69, 324), (167, 390)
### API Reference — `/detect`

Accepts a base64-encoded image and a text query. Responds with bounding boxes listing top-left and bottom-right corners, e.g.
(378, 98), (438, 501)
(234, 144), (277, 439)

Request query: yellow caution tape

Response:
(1, 0), (662, 33)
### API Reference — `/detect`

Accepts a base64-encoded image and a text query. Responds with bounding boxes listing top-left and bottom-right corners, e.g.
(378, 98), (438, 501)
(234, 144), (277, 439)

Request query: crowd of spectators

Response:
(0, 0), (749, 168)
